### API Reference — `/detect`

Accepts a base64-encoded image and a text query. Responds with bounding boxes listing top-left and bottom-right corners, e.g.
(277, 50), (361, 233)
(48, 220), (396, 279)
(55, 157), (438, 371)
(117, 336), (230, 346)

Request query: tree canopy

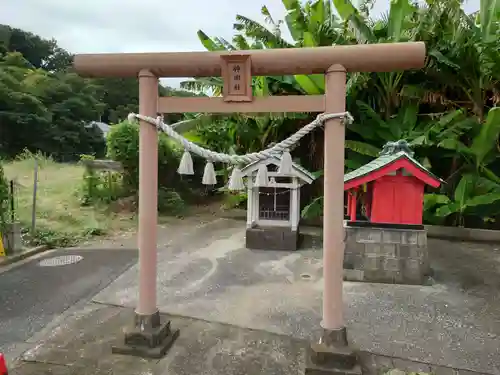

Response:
(0, 24), (196, 161)
(184, 0), (500, 228)
(2, 0), (500, 229)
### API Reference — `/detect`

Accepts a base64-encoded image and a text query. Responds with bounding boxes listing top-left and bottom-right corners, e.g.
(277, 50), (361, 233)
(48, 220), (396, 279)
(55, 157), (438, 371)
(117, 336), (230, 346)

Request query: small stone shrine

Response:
(343, 140), (444, 284)
(241, 154), (315, 251)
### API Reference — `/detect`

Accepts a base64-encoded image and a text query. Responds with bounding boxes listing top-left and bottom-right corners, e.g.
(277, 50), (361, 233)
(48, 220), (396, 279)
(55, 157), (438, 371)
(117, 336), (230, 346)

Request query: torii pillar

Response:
(73, 42), (426, 370)
(322, 64), (347, 334)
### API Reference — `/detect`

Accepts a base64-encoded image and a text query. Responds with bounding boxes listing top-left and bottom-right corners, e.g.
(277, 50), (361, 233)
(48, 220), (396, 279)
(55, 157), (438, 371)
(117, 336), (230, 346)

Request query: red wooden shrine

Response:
(343, 141), (443, 225)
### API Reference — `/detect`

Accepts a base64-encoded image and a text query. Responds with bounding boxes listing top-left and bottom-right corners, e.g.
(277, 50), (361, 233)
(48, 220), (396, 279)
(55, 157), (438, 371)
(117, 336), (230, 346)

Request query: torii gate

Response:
(73, 42), (425, 370)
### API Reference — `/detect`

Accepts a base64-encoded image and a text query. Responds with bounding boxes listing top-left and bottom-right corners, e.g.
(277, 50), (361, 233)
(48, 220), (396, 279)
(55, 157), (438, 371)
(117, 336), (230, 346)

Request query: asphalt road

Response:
(0, 247), (138, 362)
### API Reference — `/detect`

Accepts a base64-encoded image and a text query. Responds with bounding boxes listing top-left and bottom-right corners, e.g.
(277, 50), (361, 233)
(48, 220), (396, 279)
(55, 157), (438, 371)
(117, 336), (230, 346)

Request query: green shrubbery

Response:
(0, 161), (8, 226)
(158, 187), (186, 216)
(79, 155), (125, 206)
(106, 120), (188, 193)
(81, 120), (210, 215)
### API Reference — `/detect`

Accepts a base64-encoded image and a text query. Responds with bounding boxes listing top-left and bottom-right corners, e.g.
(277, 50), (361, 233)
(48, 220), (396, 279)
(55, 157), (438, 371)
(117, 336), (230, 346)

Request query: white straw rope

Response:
(129, 112), (353, 164)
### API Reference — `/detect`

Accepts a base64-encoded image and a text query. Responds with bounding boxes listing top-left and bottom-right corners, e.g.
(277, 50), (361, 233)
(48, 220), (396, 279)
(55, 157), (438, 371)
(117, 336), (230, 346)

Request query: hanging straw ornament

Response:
(202, 161), (217, 185)
(254, 164), (269, 187)
(177, 150), (194, 175)
(278, 149), (293, 175)
(228, 165), (245, 191)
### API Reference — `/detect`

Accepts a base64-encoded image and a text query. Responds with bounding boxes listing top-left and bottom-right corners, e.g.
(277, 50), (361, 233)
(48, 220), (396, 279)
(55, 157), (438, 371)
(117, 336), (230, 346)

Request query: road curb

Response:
(219, 211), (500, 243)
(425, 225), (500, 243)
(0, 245), (51, 267)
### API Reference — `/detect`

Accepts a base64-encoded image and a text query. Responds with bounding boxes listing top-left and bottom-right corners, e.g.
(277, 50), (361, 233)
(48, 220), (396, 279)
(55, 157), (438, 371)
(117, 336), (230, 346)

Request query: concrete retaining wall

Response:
(220, 210), (500, 243)
(425, 224), (500, 243)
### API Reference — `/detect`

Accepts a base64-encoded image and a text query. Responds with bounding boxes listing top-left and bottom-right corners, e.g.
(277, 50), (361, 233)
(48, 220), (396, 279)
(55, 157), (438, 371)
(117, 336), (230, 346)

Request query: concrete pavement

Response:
(6, 217), (500, 375)
(0, 247), (138, 363)
(16, 303), (306, 375)
(91, 219), (500, 374)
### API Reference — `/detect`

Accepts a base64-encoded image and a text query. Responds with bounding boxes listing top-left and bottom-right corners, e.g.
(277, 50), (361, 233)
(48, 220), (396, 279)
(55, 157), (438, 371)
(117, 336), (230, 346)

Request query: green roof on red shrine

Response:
(344, 140), (444, 184)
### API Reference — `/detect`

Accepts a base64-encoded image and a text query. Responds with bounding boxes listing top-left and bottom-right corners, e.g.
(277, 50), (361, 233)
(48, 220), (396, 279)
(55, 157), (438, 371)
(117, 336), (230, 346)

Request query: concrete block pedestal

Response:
(343, 221), (430, 285)
(246, 226), (299, 251)
(2, 222), (22, 255)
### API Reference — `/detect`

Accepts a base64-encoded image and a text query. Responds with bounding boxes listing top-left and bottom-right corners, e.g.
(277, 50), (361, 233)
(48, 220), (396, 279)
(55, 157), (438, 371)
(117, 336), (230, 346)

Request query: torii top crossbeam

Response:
(73, 42), (426, 78)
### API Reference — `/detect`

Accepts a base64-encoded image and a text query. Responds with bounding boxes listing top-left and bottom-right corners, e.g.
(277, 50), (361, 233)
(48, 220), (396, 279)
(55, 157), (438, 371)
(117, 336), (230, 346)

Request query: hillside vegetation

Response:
(1, 0), (500, 248)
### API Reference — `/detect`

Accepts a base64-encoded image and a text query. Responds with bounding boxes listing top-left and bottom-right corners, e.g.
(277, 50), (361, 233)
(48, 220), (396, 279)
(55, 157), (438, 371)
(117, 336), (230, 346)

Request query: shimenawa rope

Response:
(127, 112), (353, 190)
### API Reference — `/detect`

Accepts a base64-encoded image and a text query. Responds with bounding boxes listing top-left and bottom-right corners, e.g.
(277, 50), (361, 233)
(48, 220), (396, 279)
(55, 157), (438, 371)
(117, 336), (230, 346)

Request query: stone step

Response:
(305, 360), (362, 375)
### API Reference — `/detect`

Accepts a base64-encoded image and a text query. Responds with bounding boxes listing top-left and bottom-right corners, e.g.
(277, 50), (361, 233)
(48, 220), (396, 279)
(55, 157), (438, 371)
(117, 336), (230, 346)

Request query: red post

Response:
(0, 353), (8, 375)
(365, 187), (372, 219)
(349, 190), (357, 222)
(346, 192), (351, 216)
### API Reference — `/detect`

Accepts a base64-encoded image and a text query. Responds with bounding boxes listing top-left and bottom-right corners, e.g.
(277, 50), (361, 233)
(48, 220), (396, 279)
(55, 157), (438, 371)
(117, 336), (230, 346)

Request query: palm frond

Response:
(233, 15), (293, 48)
(180, 77), (223, 96)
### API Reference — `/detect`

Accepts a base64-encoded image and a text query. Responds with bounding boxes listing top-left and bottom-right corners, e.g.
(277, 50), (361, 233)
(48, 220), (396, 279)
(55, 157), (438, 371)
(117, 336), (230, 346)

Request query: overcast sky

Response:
(2, 0), (479, 87)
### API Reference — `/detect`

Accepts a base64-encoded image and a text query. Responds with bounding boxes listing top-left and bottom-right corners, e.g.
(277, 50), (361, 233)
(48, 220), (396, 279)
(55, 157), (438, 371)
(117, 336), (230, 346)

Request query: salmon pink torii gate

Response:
(73, 42), (425, 367)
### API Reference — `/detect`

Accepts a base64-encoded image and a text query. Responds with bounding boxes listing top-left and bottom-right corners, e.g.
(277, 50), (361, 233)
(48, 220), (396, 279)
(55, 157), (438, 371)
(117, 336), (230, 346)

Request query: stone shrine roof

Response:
(241, 155), (315, 184)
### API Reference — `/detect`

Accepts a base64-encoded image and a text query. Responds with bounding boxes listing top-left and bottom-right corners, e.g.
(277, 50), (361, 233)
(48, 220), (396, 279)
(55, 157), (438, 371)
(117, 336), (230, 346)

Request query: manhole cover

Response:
(39, 255), (83, 267)
(300, 273), (312, 280)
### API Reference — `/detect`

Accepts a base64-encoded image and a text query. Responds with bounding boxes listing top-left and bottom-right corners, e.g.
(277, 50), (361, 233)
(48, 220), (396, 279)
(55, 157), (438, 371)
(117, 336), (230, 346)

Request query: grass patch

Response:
(3, 151), (136, 247)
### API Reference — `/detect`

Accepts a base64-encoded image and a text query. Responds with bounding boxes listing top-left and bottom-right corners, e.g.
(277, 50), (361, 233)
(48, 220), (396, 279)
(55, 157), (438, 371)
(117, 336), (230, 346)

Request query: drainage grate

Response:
(39, 255), (83, 267)
(300, 273), (312, 280)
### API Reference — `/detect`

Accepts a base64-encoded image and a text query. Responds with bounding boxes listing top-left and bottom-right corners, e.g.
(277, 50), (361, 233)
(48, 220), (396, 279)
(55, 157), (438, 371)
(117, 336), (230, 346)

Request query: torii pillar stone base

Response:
(305, 329), (361, 375)
(112, 311), (180, 359)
